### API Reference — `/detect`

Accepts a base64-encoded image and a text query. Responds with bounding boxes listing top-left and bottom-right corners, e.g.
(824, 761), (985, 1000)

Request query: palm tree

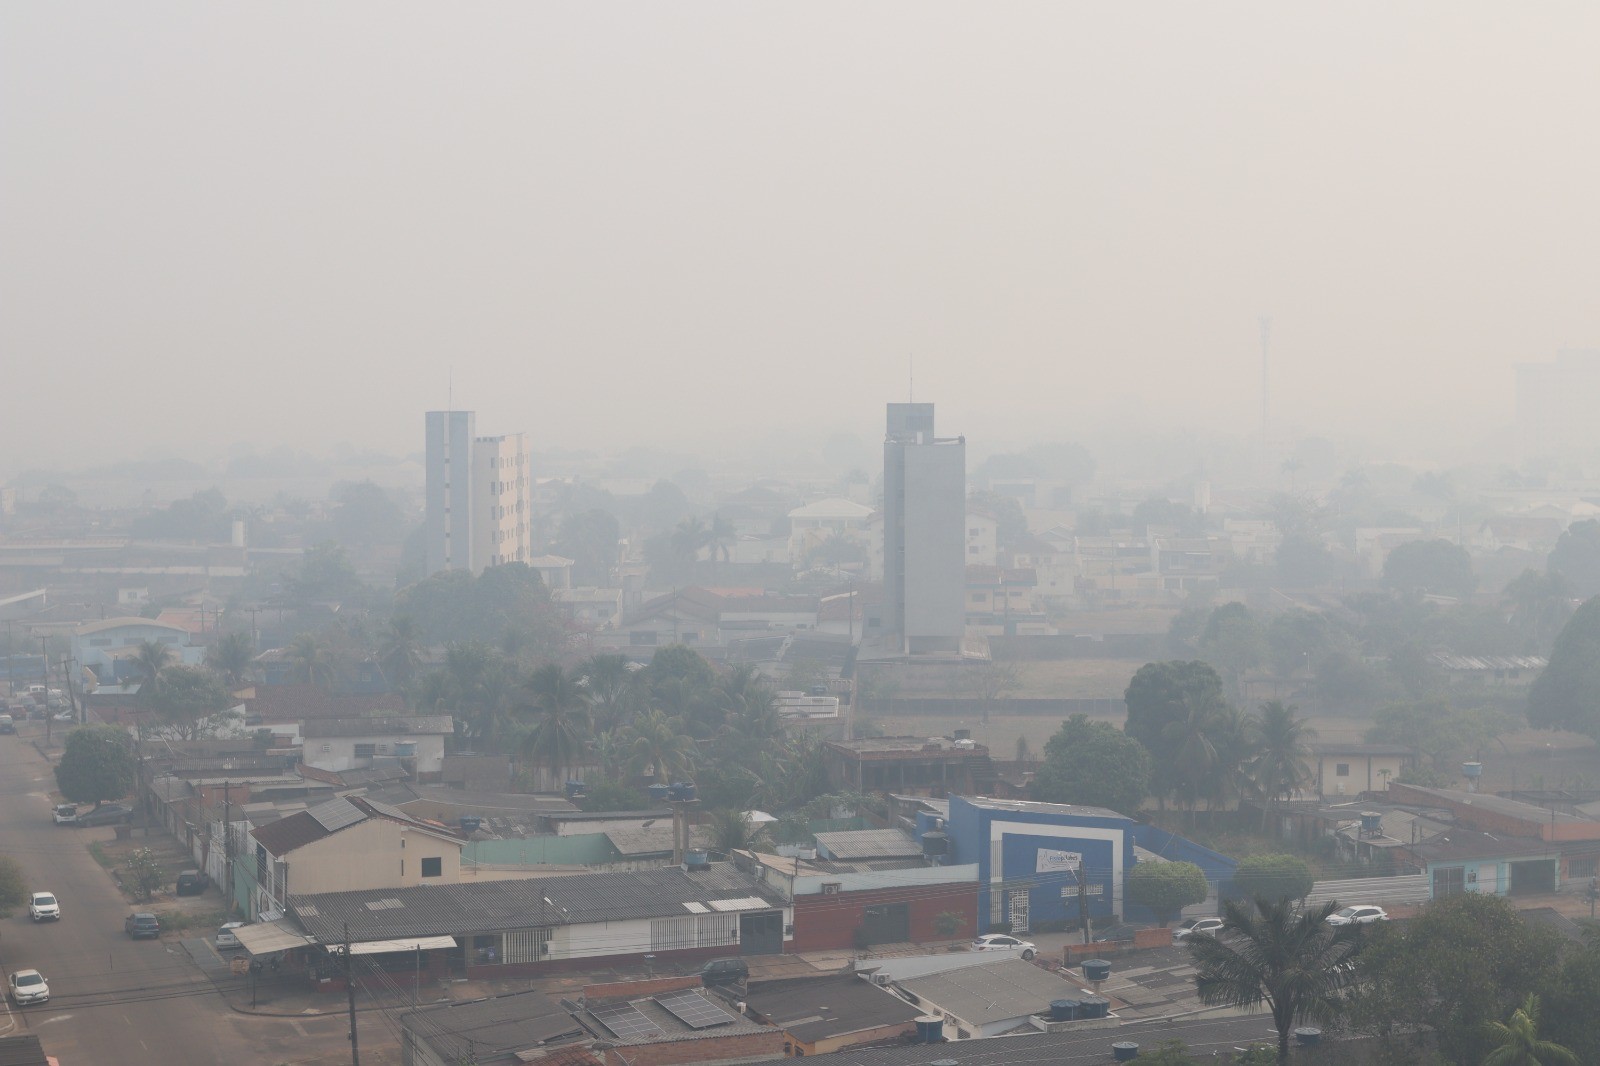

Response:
(671, 517), (711, 569)
(717, 665), (781, 744)
(204, 630), (255, 688)
(589, 729), (630, 780)
(626, 708), (697, 783)
(378, 616), (424, 690)
(131, 640), (174, 691)
(519, 663), (592, 786)
(286, 632), (337, 688)
(417, 642), (516, 747)
(705, 807), (768, 857)
(1481, 994), (1577, 1066)
(1189, 896), (1357, 1065)
(1248, 701), (1317, 832)
(579, 653), (644, 733)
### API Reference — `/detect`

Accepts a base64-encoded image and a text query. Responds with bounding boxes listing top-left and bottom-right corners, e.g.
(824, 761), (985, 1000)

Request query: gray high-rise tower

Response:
(882, 402), (966, 654)
(425, 411), (531, 576)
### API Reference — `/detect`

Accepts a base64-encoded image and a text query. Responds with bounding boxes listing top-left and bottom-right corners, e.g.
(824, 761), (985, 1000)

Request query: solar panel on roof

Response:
(655, 989), (733, 1030)
(592, 1003), (663, 1041)
(308, 798), (365, 832)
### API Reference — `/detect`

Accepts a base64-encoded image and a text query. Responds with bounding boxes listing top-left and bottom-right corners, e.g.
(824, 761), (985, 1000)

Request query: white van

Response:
(52, 804), (78, 825)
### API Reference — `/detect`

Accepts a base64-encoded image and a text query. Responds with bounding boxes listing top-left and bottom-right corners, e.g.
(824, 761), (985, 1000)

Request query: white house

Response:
(787, 497), (875, 570)
(300, 716), (454, 777)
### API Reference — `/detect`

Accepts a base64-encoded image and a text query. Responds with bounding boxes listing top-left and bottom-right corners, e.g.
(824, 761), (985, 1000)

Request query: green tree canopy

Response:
(1125, 861), (1208, 926)
(1548, 519), (1600, 599)
(1480, 994), (1578, 1066)
(552, 508), (622, 587)
(1031, 714), (1152, 815)
(55, 726), (136, 806)
(1351, 893), (1560, 1064)
(0, 855), (26, 918)
(1382, 538), (1476, 598)
(1229, 854), (1313, 904)
(1123, 660), (1228, 784)
(1528, 596), (1600, 739)
(1198, 602), (1264, 697)
(141, 665), (233, 740)
(394, 562), (563, 652)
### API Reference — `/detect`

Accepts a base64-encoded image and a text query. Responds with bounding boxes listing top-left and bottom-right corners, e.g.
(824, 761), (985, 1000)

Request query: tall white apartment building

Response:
(424, 411), (532, 576)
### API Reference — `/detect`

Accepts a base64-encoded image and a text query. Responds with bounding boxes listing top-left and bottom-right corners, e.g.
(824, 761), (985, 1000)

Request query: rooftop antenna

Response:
(1259, 316), (1272, 441)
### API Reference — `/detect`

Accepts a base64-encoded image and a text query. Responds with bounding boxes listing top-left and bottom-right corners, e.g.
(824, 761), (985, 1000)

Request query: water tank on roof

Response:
(669, 781), (696, 802)
(1112, 1042), (1140, 1061)
(458, 815), (483, 833)
(684, 849), (711, 871)
(952, 728), (972, 741)
(1463, 761), (1482, 779)
(1082, 959), (1112, 983)
(1049, 999), (1080, 1022)
(1077, 995), (1109, 1019)
(922, 831), (949, 858)
(914, 1016), (943, 1043)
(1360, 811), (1382, 835)
(565, 780), (587, 799)
(647, 784), (671, 803)
(1295, 1027), (1322, 1047)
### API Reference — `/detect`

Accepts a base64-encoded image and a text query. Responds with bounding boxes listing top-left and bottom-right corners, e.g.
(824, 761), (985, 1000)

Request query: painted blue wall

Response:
(946, 795), (1137, 932)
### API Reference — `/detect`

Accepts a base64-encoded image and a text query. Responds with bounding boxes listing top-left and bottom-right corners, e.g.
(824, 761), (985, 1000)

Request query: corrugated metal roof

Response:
(288, 865), (783, 942)
(814, 829), (921, 861)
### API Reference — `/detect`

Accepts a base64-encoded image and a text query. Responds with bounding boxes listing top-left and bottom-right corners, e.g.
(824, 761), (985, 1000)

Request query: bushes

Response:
(1230, 854), (1313, 904)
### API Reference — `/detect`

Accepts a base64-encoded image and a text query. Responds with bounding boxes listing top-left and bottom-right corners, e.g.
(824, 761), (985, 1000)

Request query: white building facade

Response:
(425, 411), (532, 576)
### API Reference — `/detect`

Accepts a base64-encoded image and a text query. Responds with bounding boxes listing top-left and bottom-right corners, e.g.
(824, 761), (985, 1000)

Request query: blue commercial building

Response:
(936, 796), (1138, 934)
(915, 796), (1240, 933)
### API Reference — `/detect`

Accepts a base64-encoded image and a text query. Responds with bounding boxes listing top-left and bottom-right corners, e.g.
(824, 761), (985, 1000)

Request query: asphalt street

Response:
(0, 731), (358, 1064)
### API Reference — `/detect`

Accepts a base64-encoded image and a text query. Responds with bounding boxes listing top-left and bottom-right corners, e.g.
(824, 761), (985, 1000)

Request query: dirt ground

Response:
(866, 708), (1600, 793)
(84, 823), (230, 928)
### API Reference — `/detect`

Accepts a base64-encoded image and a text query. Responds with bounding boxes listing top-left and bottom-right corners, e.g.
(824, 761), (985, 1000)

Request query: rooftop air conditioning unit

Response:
(873, 973), (891, 987)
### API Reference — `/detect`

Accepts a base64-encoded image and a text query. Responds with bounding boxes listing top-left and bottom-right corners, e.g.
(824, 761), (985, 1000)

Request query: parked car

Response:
(7, 969), (49, 1006)
(699, 957), (749, 986)
(1326, 905), (1389, 926)
(971, 933), (1038, 959)
(28, 892), (60, 922)
(216, 922), (245, 950)
(0, 714), (15, 734)
(52, 804), (78, 825)
(1173, 917), (1226, 941)
(176, 870), (210, 896)
(76, 803), (133, 828)
(125, 912), (161, 939)
(51, 710), (74, 722)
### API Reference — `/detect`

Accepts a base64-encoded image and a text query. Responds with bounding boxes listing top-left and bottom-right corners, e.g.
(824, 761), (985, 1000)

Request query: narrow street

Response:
(0, 732), (369, 1064)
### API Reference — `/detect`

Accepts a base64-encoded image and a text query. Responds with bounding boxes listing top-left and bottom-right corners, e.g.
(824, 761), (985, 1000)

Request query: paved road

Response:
(0, 732), (358, 1064)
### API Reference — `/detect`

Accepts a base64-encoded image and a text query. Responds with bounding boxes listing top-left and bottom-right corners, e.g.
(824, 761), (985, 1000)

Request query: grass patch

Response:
(87, 841), (115, 869)
(153, 907), (227, 934)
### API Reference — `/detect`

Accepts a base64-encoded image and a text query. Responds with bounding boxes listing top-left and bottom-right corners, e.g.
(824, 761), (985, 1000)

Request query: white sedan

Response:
(8, 969), (49, 1005)
(1326, 905), (1389, 926)
(971, 933), (1037, 960)
(1173, 917), (1226, 940)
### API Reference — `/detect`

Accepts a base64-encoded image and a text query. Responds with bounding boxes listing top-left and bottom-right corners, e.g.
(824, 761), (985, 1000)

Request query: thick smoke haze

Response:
(3, 3), (1599, 475)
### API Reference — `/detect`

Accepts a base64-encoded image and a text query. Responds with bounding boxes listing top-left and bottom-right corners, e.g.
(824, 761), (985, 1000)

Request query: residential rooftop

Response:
(741, 974), (922, 1043)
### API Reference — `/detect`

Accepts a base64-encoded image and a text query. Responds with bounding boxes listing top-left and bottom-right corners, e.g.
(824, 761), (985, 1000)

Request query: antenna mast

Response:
(1258, 316), (1272, 441)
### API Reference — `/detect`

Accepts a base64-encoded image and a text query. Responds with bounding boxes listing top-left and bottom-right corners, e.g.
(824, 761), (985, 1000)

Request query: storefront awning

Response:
(235, 920), (315, 956)
(346, 936), (458, 955)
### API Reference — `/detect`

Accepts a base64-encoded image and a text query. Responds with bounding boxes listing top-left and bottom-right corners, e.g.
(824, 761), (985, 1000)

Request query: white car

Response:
(1326, 905), (1389, 926)
(8, 969), (49, 1005)
(217, 922), (245, 949)
(971, 933), (1037, 960)
(1173, 917), (1226, 940)
(29, 892), (60, 922)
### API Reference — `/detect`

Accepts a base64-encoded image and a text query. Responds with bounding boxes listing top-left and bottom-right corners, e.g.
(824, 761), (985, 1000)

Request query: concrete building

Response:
(424, 411), (532, 576)
(73, 616), (202, 682)
(882, 403), (966, 654)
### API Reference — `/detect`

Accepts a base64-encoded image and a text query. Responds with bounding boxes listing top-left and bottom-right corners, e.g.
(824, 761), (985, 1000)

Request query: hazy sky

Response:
(4, 3), (1599, 475)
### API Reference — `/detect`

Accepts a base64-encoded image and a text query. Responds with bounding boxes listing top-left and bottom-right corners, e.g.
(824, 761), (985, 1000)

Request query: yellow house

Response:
(250, 795), (464, 915)
(1307, 744), (1416, 800)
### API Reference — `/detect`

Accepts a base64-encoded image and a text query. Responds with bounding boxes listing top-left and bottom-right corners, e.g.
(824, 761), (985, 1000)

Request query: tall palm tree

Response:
(519, 663), (592, 786)
(579, 653), (644, 733)
(626, 708), (696, 783)
(204, 631), (255, 689)
(131, 640), (174, 691)
(589, 728), (630, 780)
(1189, 896), (1356, 1065)
(717, 665), (781, 743)
(286, 632), (337, 688)
(378, 616), (424, 690)
(1248, 701), (1317, 831)
(417, 642), (515, 747)
(1481, 994), (1578, 1066)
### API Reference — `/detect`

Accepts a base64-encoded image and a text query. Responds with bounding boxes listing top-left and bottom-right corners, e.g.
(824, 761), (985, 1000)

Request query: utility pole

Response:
(41, 637), (52, 745)
(223, 781), (233, 907)
(344, 922), (360, 1066)
(1078, 873), (1091, 946)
